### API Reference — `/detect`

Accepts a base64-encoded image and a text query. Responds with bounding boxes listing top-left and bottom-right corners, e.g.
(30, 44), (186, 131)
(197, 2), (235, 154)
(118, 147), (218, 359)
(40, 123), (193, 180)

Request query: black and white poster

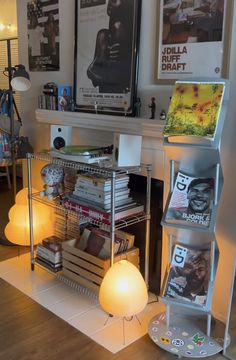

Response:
(75, 0), (141, 115)
(27, 0), (60, 71)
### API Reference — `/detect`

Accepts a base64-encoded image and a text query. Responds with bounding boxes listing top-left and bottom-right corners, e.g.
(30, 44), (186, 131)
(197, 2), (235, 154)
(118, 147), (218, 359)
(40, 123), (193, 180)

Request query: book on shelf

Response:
(73, 186), (130, 201)
(163, 81), (225, 145)
(75, 227), (135, 259)
(36, 244), (62, 264)
(164, 171), (214, 228)
(162, 244), (211, 306)
(62, 196), (144, 224)
(76, 172), (130, 190)
(42, 235), (63, 252)
(69, 193), (133, 210)
(64, 192), (138, 211)
(35, 256), (62, 272)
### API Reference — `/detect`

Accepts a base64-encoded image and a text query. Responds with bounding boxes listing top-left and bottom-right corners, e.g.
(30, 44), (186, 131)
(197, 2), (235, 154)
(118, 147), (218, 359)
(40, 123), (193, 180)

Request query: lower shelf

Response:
(61, 239), (140, 294)
(148, 312), (224, 358)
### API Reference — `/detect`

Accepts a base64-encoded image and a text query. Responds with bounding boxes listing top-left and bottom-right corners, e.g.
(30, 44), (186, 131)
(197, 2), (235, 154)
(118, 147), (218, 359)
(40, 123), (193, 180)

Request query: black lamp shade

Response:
(11, 65), (31, 91)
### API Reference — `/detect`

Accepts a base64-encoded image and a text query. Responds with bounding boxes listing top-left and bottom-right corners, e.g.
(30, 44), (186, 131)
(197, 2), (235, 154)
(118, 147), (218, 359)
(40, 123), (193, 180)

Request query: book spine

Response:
(41, 241), (62, 252)
(76, 175), (129, 187)
(35, 257), (62, 272)
(76, 181), (129, 191)
(73, 186), (130, 200)
(36, 246), (62, 263)
(72, 191), (129, 205)
(63, 199), (111, 224)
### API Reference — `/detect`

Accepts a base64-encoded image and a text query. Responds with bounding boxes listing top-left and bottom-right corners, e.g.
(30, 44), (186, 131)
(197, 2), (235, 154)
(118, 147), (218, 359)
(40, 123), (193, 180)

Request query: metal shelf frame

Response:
(27, 152), (152, 285)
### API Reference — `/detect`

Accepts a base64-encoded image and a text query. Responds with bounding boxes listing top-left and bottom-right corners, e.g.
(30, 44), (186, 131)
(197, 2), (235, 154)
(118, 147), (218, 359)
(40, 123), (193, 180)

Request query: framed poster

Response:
(27, 0), (60, 71)
(156, 0), (233, 84)
(74, 0), (141, 115)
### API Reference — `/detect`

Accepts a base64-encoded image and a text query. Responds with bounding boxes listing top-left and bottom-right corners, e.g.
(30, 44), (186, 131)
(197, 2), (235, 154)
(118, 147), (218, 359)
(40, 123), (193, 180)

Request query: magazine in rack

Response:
(163, 81), (225, 145)
(165, 171), (214, 228)
(163, 244), (211, 306)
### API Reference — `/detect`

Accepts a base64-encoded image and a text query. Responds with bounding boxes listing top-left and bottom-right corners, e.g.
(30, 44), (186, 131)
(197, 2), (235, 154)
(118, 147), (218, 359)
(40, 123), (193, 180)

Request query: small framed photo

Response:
(155, 0), (233, 84)
(74, 0), (141, 115)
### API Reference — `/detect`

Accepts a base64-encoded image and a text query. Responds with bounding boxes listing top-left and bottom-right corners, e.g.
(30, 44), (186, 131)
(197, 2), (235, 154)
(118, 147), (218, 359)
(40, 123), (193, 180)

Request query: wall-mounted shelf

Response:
(35, 109), (165, 139)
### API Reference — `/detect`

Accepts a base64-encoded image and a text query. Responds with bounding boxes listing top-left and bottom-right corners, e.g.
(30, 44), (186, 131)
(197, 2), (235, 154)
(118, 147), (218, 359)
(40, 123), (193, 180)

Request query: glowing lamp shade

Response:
(11, 65), (31, 91)
(4, 188), (53, 246)
(99, 260), (148, 318)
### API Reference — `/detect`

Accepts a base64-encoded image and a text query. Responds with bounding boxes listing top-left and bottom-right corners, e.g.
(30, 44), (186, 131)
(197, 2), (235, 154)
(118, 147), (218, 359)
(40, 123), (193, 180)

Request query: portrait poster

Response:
(74, 0), (141, 115)
(156, 0), (232, 83)
(27, 0), (60, 71)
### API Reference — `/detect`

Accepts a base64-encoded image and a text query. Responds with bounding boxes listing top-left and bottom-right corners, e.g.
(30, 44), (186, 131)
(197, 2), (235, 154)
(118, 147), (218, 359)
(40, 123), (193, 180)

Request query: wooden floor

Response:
(0, 179), (231, 360)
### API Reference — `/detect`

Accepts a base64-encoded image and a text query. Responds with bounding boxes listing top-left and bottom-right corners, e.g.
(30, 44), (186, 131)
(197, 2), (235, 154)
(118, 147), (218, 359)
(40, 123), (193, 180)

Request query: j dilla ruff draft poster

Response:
(27, 0), (60, 71)
(157, 0), (229, 81)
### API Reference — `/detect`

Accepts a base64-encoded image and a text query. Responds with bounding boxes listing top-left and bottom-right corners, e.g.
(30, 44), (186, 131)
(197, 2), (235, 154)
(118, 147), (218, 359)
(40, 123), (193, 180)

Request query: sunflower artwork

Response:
(163, 82), (225, 145)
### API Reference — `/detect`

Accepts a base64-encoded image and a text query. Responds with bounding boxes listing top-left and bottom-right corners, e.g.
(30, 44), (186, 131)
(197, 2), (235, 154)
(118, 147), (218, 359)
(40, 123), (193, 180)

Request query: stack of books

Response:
(35, 235), (63, 272)
(62, 172), (144, 224)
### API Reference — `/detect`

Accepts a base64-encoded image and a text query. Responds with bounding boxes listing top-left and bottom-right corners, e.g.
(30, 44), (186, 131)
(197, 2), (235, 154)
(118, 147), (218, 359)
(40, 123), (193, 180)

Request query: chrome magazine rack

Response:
(148, 78), (230, 358)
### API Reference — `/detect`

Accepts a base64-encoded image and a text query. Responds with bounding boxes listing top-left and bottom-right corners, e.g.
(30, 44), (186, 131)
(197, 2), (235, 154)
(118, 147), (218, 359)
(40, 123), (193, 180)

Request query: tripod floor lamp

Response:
(1, 46), (31, 198)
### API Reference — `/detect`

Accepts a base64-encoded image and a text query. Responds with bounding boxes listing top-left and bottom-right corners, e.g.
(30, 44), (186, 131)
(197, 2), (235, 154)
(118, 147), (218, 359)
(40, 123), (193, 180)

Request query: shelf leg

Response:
(27, 154), (35, 271)
(144, 164), (152, 286)
(166, 304), (170, 328)
(170, 160), (175, 192)
(110, 171), (116, 267)
(207, 313), (211, 337)
(214, 163), (220, 206)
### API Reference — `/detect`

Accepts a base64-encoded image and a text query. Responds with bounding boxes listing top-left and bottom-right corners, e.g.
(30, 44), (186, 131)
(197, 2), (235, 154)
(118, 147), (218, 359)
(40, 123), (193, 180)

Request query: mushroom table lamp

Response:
(4, 187), (53, 246)
(99, 260), (148, 318)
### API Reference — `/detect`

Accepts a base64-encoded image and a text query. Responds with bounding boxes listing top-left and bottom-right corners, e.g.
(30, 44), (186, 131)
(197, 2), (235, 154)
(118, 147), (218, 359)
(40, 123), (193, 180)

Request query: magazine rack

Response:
(148, 79), (230, 358)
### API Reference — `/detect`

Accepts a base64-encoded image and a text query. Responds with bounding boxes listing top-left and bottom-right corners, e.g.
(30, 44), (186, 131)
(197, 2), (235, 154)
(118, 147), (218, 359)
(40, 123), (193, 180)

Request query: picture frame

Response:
(74, 0), (141, 115)
(155, 0), (233, 84)
(27, 0), (60, 71)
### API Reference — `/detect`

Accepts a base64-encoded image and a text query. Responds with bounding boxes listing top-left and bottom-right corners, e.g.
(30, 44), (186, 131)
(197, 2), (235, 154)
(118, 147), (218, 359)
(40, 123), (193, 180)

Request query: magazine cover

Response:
(163, 82), (225, 142)
(165, 171), (214, 228)
(163, 244), (211, 306)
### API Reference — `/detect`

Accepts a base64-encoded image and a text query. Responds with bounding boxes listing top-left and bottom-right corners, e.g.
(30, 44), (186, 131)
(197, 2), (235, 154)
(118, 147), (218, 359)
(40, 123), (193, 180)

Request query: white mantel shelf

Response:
(36, 109), (165, 180)
(35, 109), (165, 139)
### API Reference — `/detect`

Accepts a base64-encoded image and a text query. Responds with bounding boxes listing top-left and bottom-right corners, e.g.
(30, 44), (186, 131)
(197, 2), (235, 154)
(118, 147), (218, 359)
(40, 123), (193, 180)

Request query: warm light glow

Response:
(4, 188), (54, 246)
(99, 260), (148, 318)
(15, 187), (37, 204)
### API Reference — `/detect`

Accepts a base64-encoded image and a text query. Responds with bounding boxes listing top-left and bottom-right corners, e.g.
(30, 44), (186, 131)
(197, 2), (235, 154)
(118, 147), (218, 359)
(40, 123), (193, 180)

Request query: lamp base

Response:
(148, 312), (224, 358)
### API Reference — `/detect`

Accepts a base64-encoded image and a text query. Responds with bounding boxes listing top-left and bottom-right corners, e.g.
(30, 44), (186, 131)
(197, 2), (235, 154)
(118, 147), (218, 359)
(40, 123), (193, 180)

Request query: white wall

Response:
(16, 0), (75, 151)
(16, 0), (173, 152)
(16, 0), (236, 321)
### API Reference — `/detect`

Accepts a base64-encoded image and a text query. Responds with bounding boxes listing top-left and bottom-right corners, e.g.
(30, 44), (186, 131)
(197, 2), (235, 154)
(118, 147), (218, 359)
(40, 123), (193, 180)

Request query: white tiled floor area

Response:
(0, 253), (165, 353)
